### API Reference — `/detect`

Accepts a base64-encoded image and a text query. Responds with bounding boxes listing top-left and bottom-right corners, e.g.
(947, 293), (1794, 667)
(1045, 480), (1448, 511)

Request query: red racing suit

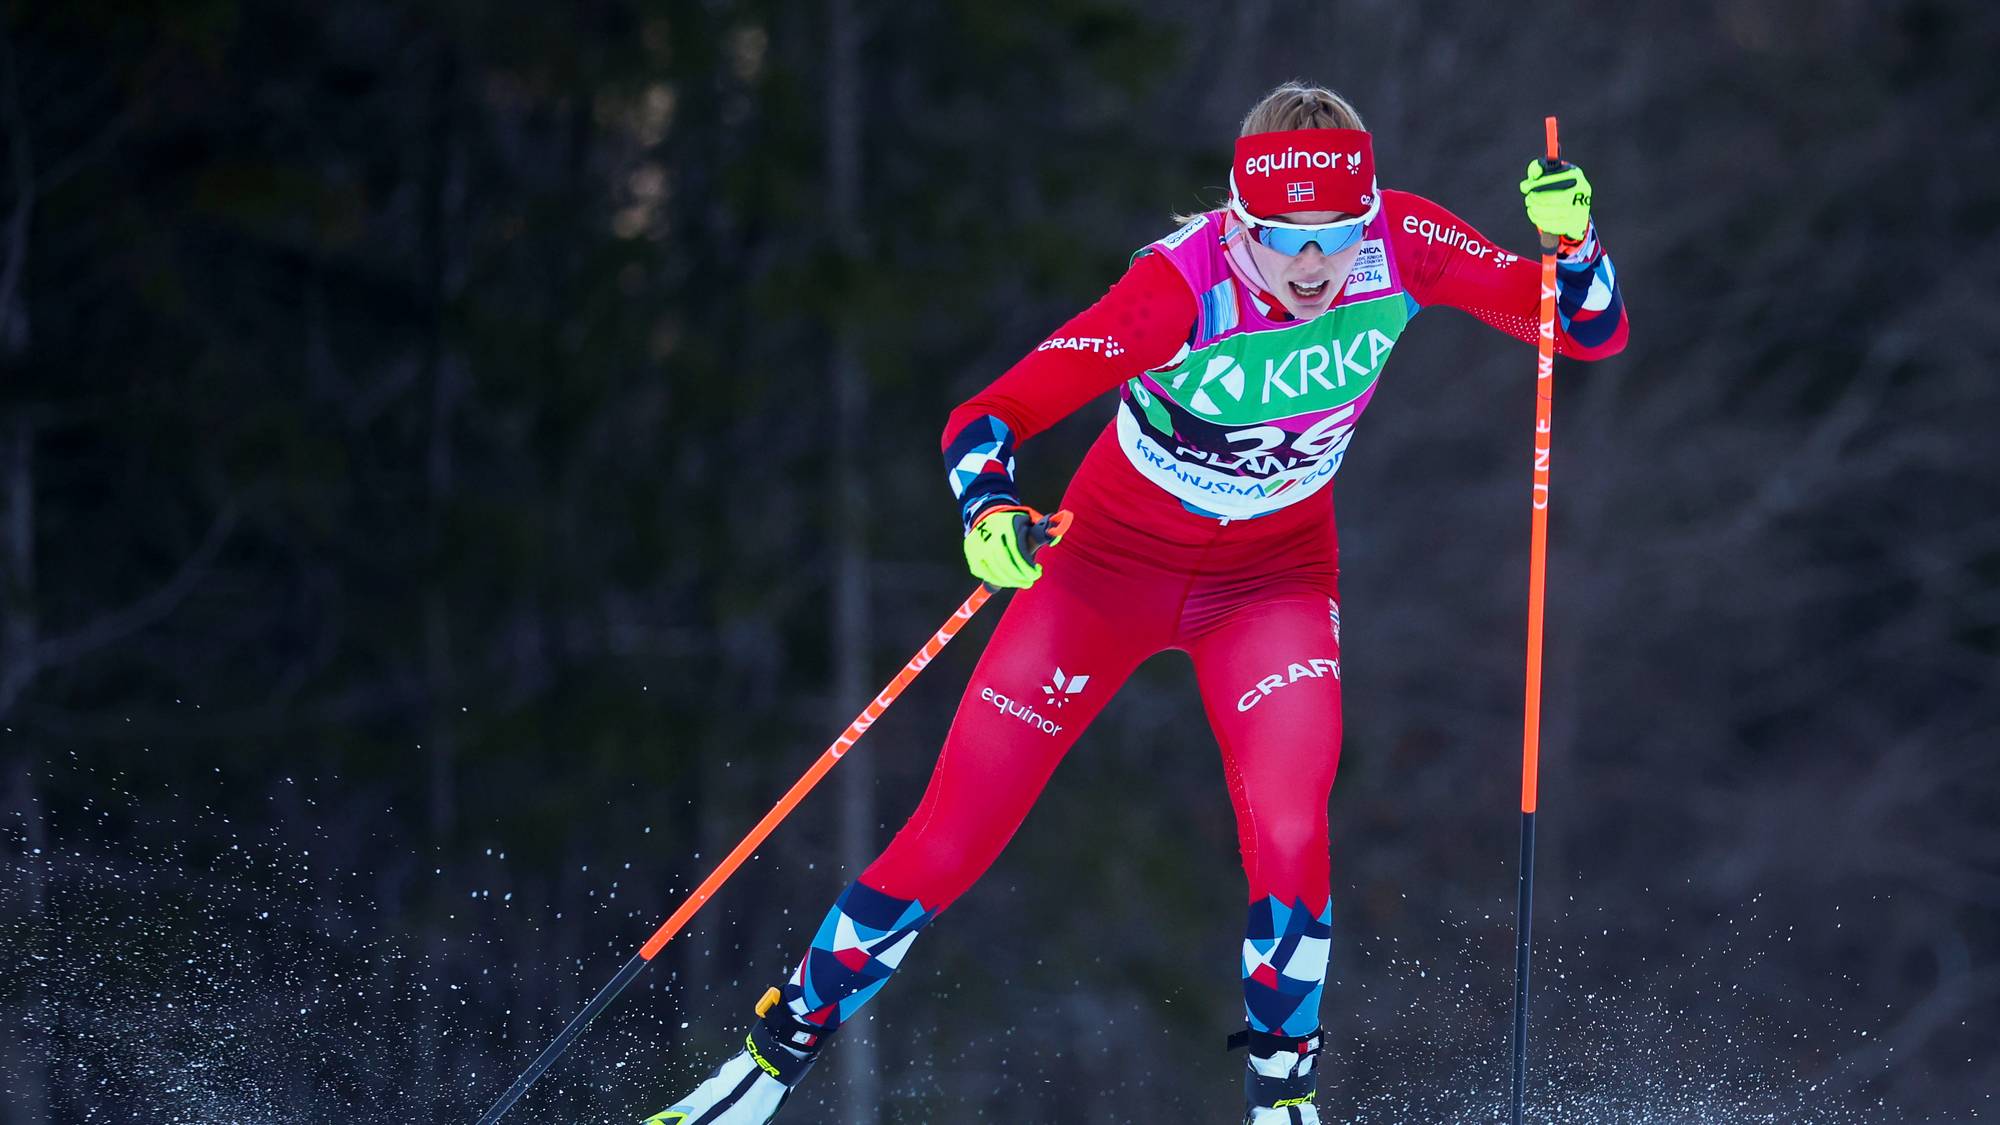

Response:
(776, 190), (1627, 1042)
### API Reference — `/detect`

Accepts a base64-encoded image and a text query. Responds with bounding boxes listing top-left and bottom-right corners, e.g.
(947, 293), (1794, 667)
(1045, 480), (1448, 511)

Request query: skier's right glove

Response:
(963, 505), (1059, 589)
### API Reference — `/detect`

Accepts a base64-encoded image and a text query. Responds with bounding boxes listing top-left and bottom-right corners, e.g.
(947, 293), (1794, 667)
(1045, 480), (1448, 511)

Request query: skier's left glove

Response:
(963, 504), (1059, 590)
(1519, 158), (1594, 242)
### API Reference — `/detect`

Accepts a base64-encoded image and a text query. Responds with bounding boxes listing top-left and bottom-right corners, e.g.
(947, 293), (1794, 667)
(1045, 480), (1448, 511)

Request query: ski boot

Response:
(1230, 1026), (1323, 1125)
(641, 987), (826, 1125)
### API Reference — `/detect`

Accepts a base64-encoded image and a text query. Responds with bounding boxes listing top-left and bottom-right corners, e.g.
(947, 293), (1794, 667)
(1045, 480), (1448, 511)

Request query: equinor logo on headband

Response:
(1242, 149), (1363, 178)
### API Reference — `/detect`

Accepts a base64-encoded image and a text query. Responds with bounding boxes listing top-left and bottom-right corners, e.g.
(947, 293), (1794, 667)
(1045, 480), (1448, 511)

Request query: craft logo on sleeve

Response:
(1035, 335), (1126, 358)
(1340, 239), (1390, 297)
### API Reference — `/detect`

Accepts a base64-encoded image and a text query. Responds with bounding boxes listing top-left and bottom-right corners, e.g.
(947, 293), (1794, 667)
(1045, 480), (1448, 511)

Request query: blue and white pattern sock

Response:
(1242, 896), (1334, 1036)
(779, 881), (938, 1037)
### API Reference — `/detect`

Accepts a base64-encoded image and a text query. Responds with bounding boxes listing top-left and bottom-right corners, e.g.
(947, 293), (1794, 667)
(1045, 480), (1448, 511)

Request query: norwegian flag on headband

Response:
(1232, 128), (1376, 219)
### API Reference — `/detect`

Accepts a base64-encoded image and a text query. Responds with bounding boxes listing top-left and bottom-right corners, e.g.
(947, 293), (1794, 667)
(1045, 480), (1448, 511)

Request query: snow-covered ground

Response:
(0, 761), (1960, 1124)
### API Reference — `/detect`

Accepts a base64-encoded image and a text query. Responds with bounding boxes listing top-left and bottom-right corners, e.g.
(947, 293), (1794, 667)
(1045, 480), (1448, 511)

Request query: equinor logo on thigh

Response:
(980, 686), (1064, 736)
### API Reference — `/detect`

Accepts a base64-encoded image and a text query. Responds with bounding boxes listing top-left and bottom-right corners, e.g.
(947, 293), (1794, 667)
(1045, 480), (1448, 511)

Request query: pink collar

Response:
(1222, 215), (1297, 323)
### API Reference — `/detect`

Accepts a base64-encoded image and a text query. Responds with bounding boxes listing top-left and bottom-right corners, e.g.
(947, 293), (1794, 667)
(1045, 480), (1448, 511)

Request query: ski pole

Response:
(471, 510), (1072, 1125)
(1510, 115), (1561, 1125)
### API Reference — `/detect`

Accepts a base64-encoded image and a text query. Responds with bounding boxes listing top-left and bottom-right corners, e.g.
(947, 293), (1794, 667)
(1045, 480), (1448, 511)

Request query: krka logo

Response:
(1171, 329), (1398, 418)
(1181, 354), (1247, 417)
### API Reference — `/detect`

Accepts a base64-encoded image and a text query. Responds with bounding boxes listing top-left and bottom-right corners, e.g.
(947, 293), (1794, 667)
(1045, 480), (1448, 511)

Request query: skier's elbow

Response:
(1561, 314), (1629, 361)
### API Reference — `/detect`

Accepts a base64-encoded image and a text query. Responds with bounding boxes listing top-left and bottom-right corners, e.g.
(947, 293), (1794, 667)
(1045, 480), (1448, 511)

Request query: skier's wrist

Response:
(961, 491), (1022, 533)
(1555, 220), (1601, 268)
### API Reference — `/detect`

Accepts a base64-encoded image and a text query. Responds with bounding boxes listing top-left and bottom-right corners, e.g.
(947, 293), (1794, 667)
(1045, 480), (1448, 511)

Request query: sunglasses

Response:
(1227, 193), (1381, 257)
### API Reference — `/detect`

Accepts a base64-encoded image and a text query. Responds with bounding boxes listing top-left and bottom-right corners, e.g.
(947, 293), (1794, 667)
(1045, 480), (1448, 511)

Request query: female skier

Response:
(647, 81), (1627, 1125)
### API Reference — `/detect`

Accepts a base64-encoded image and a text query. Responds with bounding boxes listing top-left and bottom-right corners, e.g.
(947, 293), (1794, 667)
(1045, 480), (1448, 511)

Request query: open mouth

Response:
(1288, 279), (1330, 301)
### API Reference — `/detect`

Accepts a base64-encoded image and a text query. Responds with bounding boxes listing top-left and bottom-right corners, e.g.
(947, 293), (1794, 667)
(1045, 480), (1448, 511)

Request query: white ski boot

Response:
(1233, 1026), (1324, 1125)
(641, 988), (825, 1125)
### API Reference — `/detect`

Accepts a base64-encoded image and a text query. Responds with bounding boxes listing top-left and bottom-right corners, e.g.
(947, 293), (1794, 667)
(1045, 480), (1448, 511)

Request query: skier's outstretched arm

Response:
(1385, 184), (1629, 359)
(941, 250), (1196, 535)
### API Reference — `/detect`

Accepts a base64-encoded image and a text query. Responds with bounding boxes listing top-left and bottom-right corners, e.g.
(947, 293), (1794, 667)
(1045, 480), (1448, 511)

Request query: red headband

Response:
(1231, 128), (1376, 218)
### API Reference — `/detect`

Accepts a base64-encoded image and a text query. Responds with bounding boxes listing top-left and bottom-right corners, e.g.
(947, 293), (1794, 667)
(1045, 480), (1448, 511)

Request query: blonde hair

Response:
(1239, 81), (1366, 135)
(1173, 82), (1367, 223)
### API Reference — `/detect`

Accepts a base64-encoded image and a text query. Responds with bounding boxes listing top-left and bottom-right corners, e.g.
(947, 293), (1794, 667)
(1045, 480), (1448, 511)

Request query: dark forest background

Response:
(3, 0), (1996, 1122)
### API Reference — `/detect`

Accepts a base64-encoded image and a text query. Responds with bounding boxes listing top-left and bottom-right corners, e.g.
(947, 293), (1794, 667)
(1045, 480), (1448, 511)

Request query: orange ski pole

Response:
(1510, 115), (1562, 1125)
(472, 511), (1072, 1125)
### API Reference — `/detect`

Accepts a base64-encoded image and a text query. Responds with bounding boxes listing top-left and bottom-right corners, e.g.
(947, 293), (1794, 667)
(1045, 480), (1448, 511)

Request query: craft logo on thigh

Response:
(980, 686), (1065, 735)
(1236, 658), (1341, 712)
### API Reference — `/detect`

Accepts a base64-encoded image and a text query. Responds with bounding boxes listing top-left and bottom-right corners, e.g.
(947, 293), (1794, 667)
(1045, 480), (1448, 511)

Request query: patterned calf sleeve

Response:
(780, 881), (938, 1035)
(1241, 896), (1333, 1036)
